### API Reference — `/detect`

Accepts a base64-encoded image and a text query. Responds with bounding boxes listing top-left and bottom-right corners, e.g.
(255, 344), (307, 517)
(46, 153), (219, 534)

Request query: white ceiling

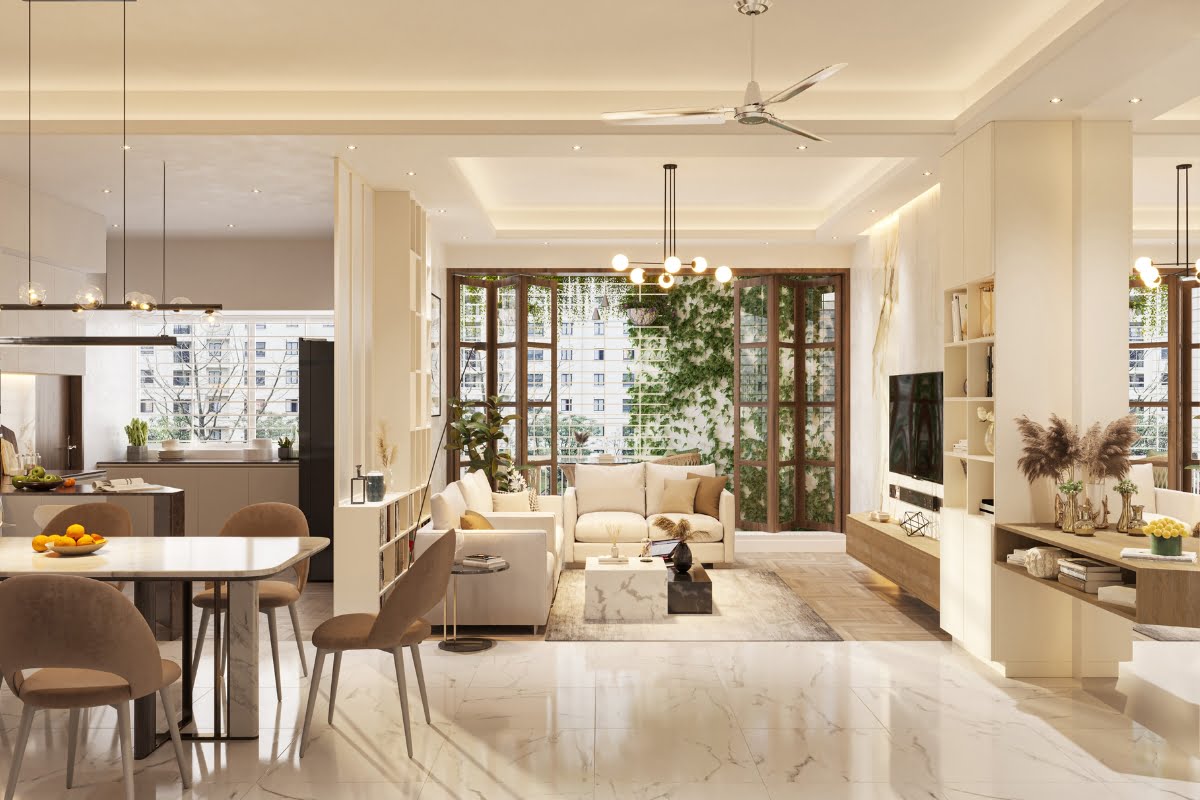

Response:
(0, 0), (1194, 250)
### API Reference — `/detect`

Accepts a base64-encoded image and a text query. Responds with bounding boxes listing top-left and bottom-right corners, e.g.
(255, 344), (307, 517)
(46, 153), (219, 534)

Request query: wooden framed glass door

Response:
(733, 273), (848, 531)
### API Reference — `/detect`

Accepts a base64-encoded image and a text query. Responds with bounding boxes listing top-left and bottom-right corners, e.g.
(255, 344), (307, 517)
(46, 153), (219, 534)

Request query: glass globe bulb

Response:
(1141, 265), (1161, 288)
(169, 296), (192, 307)
(714, 265), (733, 284)
(657, 272), (675, 289)
(611, 254), (629, 272)
(19, 281), (46, 306)
(629, 267), (646, 285)
(203, 308), (222, 326)
(75, 286), (104, 309)
(691, 256), (708, 273)
(125, 291), (144, 309)
(664, 256), (682, 274)
(1134, 256), (1153, 275)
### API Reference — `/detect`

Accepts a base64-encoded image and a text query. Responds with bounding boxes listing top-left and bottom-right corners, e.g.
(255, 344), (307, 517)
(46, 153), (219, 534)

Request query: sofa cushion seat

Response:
(647, 513), (723, 543)
(575, 511), (649, 543)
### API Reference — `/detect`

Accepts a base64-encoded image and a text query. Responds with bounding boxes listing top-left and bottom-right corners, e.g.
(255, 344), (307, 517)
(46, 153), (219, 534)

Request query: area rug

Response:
(545, 568), (842, 642)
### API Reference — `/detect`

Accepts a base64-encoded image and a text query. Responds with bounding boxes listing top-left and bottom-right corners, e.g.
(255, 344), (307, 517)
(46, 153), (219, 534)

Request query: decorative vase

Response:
(1061, 493), (1079, 534)
(1054, 494), (1064, 528)
(984, 422), (995, 456)
(1129, 504), (1147, 536)
(1074, 516), (1096, 536)
(126, 445), (148, 462)
(1150, 534), (1183, 557)
(670, 541), (693, 575)
(277, 446), (294, 460)
(1116, 493), (1135, 534)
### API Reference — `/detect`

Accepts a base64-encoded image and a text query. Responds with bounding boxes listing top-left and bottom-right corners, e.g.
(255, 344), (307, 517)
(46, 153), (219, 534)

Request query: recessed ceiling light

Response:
(102, 188), (111, 194)
(869, 208), (876, 213)
(111, 223), (119, 229)
(406, 170), (416, 176)
(922, 171), (932, 177)
(1050, 97), (1063, 104)
(346, 145), (357, 150)
(572, 145), (582, 151)
(251, 188), (261, 194)
(795, 145), (807, 151)
(543, 241), (551, 246)
(121, 144), (131, 151)
(461, 235), (469, 240)
(832, 235), (839, 240)
(762, 241), (770, 245)
(227, 224), (236, 229)
(1129, 97), (1142, 104)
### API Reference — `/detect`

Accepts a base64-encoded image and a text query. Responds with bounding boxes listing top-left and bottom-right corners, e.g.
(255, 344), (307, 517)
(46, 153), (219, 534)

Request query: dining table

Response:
(0, 535), (329, 758)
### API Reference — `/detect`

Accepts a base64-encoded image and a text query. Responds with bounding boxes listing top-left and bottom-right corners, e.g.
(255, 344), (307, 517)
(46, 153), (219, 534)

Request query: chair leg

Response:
(408, 645), (431, 724)
(5, 704), (34, 800)
(299, 649), (326, 757)
(159, 688), (191, 789)
(392, 648), (413, 758)
(266, 608), (283, 703)
(66, 707), (80, 789)
(190, 607), (211, 688)
(288, 602), (308, 677)
(115, 701), (134, 800)
(327, 652), (342, 725)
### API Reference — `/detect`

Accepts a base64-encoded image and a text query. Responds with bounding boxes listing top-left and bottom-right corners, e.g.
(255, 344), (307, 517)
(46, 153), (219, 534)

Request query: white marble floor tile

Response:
(595, 725), (760, 784)
(765, 785), (948, 800)
(424, 727), (595, 797)
(595, 781), (772, 800)
(941, 783), (1122, 800)
(742, 728), (908, 786)
(727, 685), (884, 730)
(593, 686), (736, 730)
(454, 687), (595, 731)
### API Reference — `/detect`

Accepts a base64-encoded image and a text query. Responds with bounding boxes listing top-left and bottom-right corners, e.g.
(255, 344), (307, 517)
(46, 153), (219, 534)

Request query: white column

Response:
(225, 580), (260, 737)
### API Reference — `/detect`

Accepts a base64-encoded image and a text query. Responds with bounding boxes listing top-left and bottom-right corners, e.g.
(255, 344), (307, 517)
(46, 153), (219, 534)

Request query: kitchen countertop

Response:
(0, 482), (183, 497)
(97, 459), (298, 467)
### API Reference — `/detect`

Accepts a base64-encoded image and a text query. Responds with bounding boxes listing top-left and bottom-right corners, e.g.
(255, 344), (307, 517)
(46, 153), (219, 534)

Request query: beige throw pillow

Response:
(689, 473), (728, 518)
(575, 462), (646, 516)
(660, 478), (700, 514)
(491, 491), (532, 512)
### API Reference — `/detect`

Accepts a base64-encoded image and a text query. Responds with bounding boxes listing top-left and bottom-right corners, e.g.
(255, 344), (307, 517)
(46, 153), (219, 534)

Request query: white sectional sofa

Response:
(415, 470), (563, 630)
(1110, 462), (1200, 526)
(563, 461), (735, 566)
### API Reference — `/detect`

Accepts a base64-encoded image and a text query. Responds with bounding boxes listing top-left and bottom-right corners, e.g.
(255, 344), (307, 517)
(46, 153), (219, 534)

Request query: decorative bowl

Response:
(47, 541), (105, 556)
(11, 477), (65, 492)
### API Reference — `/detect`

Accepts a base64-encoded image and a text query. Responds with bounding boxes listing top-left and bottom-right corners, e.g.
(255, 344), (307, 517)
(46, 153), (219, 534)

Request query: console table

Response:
(994, 522), (1200, 627)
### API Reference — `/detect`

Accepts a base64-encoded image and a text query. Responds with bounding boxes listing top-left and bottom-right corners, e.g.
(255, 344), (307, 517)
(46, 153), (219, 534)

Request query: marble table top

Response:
(0, 482), (183, 496)
(0, 536), (328, 580)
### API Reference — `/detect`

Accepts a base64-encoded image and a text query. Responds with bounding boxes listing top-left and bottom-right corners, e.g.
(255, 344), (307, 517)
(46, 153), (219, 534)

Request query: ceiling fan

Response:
(602, 0), (845, 142)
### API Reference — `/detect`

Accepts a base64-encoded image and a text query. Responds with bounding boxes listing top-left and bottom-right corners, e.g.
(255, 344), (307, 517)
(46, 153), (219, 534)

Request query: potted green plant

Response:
(622, 291), (670, 327)
(125, 418), (149, 462)
(1144, 516), (1187, 557)
(446, 395), (521, 491)
(277, 436), (295, 460)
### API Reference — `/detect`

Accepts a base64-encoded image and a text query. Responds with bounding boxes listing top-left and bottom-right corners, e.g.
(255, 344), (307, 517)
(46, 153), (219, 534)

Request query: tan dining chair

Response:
(0, 574), (189, 800)
(300, 528), (456, 759)
(190, 502), (312, 701)
(42, 502), (134, 590)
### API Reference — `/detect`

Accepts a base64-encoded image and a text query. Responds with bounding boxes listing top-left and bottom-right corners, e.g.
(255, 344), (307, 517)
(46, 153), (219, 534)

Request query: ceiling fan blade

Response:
(602, 107), (731, 125)
(764, 62), (847, 106)
(763, 116), (828, 142)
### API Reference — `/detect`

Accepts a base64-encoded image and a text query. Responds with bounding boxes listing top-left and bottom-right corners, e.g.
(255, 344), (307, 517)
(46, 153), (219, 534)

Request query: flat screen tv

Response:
(889, 372), (943, 484)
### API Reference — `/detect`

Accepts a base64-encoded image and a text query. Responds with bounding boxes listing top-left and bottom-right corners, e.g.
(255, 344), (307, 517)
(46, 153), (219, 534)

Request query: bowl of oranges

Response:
(32, 524), (107, 556)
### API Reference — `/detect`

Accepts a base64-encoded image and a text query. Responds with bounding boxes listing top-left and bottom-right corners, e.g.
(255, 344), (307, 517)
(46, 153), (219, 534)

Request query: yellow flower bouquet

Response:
(1144, 516), (1188, 556)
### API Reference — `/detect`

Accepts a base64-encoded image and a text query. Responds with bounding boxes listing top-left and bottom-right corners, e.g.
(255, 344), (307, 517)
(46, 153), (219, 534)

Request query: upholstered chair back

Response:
(41, 503), (133, 538)
(0, 574), (161, 700)
(367, 528), (455, 650)
(218, 502), (311, 592)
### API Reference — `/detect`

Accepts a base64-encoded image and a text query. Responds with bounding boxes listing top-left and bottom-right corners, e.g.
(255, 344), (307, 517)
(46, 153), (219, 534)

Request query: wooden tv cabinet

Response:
(845, 512), (940, 611)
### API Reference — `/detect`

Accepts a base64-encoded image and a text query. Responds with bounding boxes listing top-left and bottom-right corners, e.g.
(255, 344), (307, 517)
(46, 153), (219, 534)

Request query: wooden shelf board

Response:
(944, 451), (994, 463)
(995, 561), (1136, 622)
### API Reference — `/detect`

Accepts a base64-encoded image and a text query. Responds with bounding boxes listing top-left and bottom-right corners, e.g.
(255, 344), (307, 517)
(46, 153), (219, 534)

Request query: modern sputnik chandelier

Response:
(610, 164), (733, 288)
(1133, 163), (1197, 288)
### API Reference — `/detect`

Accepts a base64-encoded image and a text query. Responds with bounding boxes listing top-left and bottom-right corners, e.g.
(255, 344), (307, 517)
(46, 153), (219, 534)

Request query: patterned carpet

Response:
(545, 568), (842, 642)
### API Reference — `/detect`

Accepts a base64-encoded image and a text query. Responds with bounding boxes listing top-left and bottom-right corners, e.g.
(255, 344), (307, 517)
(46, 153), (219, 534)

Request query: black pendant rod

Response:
(122, 0), (127, 301)
(27, 0), (32, 291)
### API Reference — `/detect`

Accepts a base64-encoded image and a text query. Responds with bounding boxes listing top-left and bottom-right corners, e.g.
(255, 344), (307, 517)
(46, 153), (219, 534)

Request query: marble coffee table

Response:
(584, 556), (667, 622)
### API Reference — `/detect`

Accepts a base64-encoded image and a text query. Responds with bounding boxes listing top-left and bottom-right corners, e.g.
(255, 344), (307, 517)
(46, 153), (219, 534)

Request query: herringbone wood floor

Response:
(736, 552), (949, 641)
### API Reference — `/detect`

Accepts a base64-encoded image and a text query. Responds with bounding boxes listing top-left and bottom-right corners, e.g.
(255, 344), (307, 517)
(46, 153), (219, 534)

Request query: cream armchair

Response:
(415, 471), (563, 630)
(562, 462), (736, 566)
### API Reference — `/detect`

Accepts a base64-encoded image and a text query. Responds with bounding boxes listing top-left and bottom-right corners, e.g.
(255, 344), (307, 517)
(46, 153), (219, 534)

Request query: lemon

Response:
(65, 523), (85, 538)
(31, 535), (49, 553)
(76, 534), (95, 546)
(55, 537), (74, 548)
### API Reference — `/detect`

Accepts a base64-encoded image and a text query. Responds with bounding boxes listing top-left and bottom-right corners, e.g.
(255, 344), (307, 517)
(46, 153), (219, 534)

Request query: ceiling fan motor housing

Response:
(736, 0), (772, 15)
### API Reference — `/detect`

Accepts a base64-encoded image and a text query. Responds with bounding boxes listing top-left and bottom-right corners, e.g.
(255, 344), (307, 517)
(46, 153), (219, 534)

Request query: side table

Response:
(440, 561), (511, 653)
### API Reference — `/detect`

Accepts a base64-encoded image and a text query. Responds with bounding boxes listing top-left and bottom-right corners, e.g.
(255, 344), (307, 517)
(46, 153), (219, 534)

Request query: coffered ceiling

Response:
(0, 0), (1194, 252)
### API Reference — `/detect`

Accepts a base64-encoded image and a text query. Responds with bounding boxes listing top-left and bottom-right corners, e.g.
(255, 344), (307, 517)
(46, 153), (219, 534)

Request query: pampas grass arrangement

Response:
(1015, 413), (1139, 484)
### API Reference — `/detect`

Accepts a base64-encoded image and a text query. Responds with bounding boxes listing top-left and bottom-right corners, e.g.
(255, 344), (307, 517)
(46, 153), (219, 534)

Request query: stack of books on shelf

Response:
(951, 439), (968, 455)
(979, 498), (995, 517)
(1006, 548), (1028, 567)
(461, 553), (508, 571)
(1057, 557), (1124, 594)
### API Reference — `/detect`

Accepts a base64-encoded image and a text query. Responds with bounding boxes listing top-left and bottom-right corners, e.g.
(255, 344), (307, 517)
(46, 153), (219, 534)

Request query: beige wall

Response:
(106, 235), (333, 311)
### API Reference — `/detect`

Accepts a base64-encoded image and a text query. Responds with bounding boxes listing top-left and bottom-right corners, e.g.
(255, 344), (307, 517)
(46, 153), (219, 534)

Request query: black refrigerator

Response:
(299, 338), (335, 581)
